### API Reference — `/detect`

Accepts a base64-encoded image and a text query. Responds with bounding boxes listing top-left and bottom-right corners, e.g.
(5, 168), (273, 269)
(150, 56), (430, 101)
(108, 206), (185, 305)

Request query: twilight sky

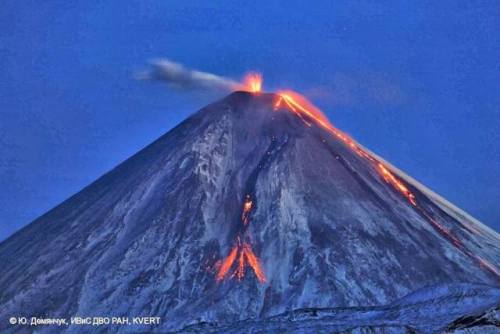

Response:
(1, 1), (499, 239)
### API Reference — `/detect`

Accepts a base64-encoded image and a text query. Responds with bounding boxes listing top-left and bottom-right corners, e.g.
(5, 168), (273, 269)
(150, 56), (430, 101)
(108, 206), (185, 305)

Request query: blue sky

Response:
(1, 1), (499, 239)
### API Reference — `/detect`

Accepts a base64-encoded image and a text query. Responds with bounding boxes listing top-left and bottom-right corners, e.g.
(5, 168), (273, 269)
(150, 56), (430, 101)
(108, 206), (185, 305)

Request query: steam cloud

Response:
(136, 58), (241, 92)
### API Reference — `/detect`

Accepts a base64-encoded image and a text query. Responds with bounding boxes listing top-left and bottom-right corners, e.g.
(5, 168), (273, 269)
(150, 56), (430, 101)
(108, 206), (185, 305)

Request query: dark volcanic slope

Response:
(0, 92), (498, 333)
(175, 283), (500, 334)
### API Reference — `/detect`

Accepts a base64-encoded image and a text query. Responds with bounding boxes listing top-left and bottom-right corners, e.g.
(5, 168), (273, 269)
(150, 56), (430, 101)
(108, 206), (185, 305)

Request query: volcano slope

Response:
(0, 92), (498, 333)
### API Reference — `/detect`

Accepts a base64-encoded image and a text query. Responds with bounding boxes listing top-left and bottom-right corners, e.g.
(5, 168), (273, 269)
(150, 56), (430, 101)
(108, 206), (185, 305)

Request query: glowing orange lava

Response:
(377, 163), (417, 206)
(242, 195), (253, 226)
(216, 194), (267, 283)
(214, 73), (498, 282)
(216, 240), (267, 283)
(242, 243), (267, 283)
(277, 90), (330, 127)
(273, 87), (499, 280)
(273, 91), (422, 210)
(242, 72), (263, 93)
(215, 246), (238, 282)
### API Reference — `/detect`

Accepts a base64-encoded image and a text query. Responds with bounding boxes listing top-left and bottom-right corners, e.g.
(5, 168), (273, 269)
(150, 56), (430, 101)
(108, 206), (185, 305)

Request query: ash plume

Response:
(136, 58), (241, 92)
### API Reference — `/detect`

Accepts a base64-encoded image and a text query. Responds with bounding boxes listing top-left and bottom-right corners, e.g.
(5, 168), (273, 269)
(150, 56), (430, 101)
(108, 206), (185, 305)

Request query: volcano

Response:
(0, 91), (499, 333)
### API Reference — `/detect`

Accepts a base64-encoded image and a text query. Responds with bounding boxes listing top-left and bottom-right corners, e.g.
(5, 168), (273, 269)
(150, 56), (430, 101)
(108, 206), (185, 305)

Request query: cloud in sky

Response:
(136, 58), (241, 93)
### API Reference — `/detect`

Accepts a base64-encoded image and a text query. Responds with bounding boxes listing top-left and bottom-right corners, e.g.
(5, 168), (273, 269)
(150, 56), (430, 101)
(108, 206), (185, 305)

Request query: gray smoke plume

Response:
(136, 58), (242, 92)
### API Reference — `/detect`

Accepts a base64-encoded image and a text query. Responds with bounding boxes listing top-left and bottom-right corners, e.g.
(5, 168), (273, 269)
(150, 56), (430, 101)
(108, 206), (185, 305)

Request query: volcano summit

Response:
(0, 91), (499, 333)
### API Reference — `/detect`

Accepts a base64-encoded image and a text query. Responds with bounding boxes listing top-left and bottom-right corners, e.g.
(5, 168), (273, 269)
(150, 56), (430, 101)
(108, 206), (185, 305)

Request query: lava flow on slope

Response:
(272, 86), (499, 279)
(214, 73), (268, 284)
(214, 73), (499, 285)
(215, 194), (267, 283)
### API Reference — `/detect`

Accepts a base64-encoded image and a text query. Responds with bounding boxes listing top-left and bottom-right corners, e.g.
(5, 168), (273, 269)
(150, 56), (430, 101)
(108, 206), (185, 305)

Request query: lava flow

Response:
(215, 73), (498, 282)
(272, 85), (499, 279)
(377, 163), (417, 206)
(241, 195), (253, 226)
(216, 195), (267, 284)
